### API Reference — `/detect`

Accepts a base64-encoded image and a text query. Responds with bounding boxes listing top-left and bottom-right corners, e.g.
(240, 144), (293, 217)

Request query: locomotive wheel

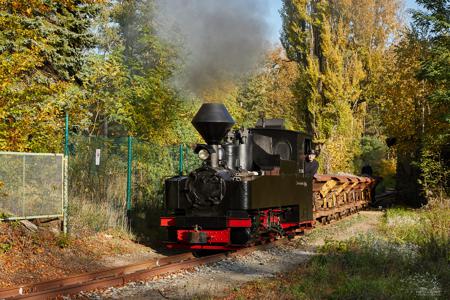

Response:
(287, 232), (295, 240)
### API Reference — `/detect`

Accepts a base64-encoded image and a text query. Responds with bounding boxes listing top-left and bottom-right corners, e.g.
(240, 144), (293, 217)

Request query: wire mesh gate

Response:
(0, 152), (66, 221)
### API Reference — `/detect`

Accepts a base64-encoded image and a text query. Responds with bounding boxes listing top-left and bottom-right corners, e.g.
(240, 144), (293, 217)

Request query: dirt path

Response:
(82, 210), (384, 300)
(304, 210), (383, 248)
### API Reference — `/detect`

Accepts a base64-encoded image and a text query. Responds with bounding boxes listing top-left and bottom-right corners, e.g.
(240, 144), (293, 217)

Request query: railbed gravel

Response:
(78, 242), (315, 300)
(76, 212), (381, 299)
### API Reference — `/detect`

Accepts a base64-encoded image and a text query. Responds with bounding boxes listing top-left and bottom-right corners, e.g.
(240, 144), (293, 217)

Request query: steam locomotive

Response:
(160, 103), (374, 251)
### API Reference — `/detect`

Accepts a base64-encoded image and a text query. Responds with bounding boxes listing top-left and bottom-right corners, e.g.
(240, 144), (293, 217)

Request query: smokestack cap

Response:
(192, 103), (235, 144)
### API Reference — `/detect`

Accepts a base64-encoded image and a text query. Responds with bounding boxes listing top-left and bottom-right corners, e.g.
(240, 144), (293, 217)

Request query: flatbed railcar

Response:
(160, 103), (375, 251)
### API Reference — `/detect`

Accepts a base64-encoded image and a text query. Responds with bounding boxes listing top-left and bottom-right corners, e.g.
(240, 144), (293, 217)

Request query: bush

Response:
(56, 234), (71, 248)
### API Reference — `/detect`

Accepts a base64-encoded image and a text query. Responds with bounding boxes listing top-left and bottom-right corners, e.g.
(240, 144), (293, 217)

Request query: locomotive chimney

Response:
(192, 103), (235, 167)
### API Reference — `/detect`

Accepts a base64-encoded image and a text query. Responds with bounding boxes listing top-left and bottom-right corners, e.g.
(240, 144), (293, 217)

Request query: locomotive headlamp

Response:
(198, 149), (210, 160)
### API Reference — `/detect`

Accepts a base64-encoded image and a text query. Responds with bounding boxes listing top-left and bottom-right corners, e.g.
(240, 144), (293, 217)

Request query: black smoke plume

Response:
(156, 0), (272, 96)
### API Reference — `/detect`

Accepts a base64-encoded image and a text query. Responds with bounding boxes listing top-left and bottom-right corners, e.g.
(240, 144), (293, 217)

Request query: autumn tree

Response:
(377, 0), (449, 204)
(237, 47), (301, 130)
(0, 0), (103, 152)
(79, 0), (197, 144)
(413, 0), (449, 198)
(281, 0), (400, 173)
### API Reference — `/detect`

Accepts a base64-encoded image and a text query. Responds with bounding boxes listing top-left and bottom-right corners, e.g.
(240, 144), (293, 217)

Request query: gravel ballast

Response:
(78, 211), (382, 300)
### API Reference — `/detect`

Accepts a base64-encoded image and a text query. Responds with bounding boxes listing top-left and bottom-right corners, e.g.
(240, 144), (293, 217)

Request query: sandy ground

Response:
(99, 249), (164, 268)
(80, 210), (383, 300)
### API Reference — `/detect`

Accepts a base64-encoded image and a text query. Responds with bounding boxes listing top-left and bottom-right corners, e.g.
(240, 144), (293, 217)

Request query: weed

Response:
(0, 242), (12, 253)
(0, 212), (12, 220)
(68, 198), (130, 235)
(56, 233), (71, 248)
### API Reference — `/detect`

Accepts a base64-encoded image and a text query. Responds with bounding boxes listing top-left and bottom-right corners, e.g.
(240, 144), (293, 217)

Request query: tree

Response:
(374, 0), (449, 204)
(280, 0), (400, 173)
(0, 0), (102, 151)
(410, 0), (448, 200)
(237, 47), (301, 130)
(412, 0), (449, 131)
(85, 0), (195, 144)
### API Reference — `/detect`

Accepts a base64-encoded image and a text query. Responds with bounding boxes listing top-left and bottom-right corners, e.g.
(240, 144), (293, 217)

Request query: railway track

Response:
(0, 239), (287, 300)
(0, 197), (369, 300)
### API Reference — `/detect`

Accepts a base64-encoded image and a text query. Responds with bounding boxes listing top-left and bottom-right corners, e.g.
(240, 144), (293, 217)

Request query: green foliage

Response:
(287, 236), (424, 299)
(375, 0), (449, 202)
(0, 241), (12, 253)
(280, 0), (400, 173)
(359, 137), (387, 170)
(104, 0), (189, 143)
(0, 0), (196, 150)
(55, 234), (71, 249)
(77, 53), (135, 136)
(381, 206), (449, 262)
(358, 136), (396, 189)
(418, 148), (450, 197)
(0, 0), (103, 152)
(236, 47), (303, 131)
(229, 206), (449, 299)
(412, 0), (450, 198)
(0, 212), (12, 219)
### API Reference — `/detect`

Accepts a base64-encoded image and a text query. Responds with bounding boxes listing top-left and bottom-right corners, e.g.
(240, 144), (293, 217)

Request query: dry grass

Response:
(68, 197), (130, 236)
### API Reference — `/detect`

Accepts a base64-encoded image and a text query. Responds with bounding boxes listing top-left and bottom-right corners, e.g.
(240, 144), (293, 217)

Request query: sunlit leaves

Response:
(0, 0), (103, 152)
(281, 0), (401, 173)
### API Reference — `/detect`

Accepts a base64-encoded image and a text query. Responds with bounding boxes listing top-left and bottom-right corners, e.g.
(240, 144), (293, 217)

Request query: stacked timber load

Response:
(312, 174), (376, 223)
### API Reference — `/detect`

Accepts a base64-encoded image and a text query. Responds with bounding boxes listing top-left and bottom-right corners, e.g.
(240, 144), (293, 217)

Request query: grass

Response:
(67, 197), (130, 236)
(297, 213), (367, 244)
(223, 202), (449, 300)
(67, 196), (166, 247)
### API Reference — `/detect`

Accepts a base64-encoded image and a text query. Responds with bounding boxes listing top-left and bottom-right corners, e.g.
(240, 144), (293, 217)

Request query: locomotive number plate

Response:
(188, 231), (208, 243)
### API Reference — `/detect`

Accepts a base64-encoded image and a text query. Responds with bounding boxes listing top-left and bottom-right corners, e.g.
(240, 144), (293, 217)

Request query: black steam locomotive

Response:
(160, 103), (317, 251)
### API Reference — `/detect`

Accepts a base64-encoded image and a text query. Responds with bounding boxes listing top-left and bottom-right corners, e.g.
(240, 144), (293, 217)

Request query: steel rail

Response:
(6, 253), (226, 300)
(0, 239), (288, 300)
(0, 202), (367, 300)
(0, 252), (194, 299)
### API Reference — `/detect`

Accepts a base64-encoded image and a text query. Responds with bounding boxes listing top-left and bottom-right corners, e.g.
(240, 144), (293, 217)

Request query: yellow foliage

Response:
(282, 0), (401, 174)
(379, 159), (396, 179)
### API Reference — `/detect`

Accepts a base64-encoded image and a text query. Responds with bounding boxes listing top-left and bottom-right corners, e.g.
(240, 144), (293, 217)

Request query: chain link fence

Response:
(0, 152), (64, 220)
(67, 135), (200, 241)
(68, 136), (129, 233)
(131, 140), (200, 243)
(0, 137), (200, 241)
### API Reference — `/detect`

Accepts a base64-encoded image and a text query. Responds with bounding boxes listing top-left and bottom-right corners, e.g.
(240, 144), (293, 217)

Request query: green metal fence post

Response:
(63, 111), (69, 234)
(126, 136), (133, 221)
(178, 144), (184, 176)
(64, 111), (69, 156)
